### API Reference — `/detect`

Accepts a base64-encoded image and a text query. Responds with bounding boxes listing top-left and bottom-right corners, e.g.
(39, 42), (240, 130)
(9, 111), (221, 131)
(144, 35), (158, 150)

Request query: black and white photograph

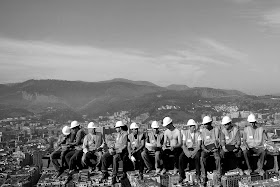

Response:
(1, 0), (280, 187)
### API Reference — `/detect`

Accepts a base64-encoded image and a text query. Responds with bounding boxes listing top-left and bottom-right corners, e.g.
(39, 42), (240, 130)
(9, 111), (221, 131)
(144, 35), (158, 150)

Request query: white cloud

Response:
(175, 38), (248, 67)
(0, 37), (205, 86)
(0, 37), (249, 87)
(227, 0), (257, 4)
(199, 38), (248, 62)
(261, 9), (280, 28)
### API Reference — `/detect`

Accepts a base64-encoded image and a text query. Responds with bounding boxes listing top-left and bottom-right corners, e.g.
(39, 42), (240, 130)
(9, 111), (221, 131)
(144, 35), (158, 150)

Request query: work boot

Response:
(119, 172), (127, 180)
(161, 168), (167, 175)
(195, 175), (201, 184)
(178, 177), (184, 184)
(255, 168), (265, 176)
(65, 174), (73, 185)
(155, 168), (161, 175)
(138, 173), (144, 180)
(101, 172), (109, 181)
(145, 168), (152, 174)
(238, 168), (244, 176)
(112, 176), (117, 185)
(201, 177), (207, 186)
(173, 168), (178, 175)
(244, 169), (252, 176)
(55, 170), (64, 178)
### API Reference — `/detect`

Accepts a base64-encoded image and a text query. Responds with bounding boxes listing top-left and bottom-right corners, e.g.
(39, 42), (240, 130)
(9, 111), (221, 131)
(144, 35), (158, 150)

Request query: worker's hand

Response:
(82, 154), (86, 165)
(170, 146), (174, 151)
(109, 148), (115, 155)
(212, 148), (218, 152)
(191, 152), (197, 159)
(222, 146), (228, 152)
(203, 149), (210, 153)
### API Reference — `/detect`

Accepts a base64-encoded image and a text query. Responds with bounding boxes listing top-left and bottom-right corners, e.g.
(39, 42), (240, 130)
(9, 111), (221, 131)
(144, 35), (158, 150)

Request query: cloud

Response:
(226, 0), (256, 4)
(174, 38), (248, 67)
(199, 38), (248, 62)
(0, 37), (204, 86)
(261, 9), (280, 28)
(0, 37), (249, 87)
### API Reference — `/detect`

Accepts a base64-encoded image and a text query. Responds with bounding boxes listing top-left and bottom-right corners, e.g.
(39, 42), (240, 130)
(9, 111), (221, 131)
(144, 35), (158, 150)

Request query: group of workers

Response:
(50, 113), (268, 185)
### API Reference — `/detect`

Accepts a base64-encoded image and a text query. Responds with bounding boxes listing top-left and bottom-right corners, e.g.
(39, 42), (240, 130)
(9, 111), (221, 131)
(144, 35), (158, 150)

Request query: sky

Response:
(0, 0), (280, 95)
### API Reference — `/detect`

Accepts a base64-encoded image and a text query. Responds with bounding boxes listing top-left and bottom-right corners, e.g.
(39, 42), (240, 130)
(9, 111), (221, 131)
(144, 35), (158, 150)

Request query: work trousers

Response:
(131, 150), (145, 174)
(65, 149), (83, 171)
(50, 149), (71, 171)
(179, 150), (201, 179)
(162, 147), (182, 170)
(141, 149), (161, 170)
(243, 147), (266, 170)
(201, 150), (221, 178)
(101, 151), (128, 176)
(83, 151), (102, 169)
(220, 147), (242, 173)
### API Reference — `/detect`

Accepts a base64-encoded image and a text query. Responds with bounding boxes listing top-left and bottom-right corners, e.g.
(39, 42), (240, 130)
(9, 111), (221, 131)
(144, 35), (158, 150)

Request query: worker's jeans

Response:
(162, 147), (182, 170)
(243, 147), (266, 170)
(101, 151), (128, 176)
(201, 150), (221, 178)
(83, 151), (102, 169)
(179, 150), (201, 179)
(141, 149), (161, 170)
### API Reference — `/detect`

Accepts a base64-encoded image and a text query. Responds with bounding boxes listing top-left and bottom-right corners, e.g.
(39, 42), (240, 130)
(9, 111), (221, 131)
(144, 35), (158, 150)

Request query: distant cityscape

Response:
(1, 98), (280, 186)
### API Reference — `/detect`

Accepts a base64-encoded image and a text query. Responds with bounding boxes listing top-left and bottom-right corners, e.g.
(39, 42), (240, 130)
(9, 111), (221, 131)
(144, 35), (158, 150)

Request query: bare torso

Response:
(164, 128), (181, 147)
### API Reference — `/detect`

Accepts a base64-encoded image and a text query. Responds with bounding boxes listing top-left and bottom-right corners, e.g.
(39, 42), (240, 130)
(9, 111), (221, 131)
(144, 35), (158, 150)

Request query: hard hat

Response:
(202, 116), (212, 125)
(70, 121), (79, 129)
(115, 121), (124, 128)
(87, 122), (97, 129)
(130, 122), (139, 129)
(62, 126), (71, 135)
(247, 114), (257, 123)
(222, 116), (232, 125)
(186, 119), (197, 127)
(151, 121), (159, 129)
(162, 117), (173, 127)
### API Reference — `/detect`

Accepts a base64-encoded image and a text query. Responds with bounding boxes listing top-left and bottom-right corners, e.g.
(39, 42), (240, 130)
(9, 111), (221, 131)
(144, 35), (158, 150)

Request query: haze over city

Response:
(1, 0), (280, 95)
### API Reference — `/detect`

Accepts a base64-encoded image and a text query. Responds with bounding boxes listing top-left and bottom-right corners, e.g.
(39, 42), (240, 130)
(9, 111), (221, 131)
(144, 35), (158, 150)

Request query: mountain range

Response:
(0, 78), (268, 122)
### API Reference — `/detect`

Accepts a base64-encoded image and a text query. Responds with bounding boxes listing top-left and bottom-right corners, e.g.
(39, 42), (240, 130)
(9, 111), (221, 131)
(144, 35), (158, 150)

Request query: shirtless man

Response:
(161, 117), (182, 175)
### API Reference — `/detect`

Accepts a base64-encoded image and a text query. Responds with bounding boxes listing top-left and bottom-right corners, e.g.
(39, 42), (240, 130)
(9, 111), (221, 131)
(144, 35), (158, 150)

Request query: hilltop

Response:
(0, 78), (263, 121)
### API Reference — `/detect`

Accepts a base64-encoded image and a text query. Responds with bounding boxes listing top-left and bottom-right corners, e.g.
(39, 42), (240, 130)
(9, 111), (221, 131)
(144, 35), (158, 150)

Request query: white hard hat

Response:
(162, 117), (173, 127)
(222, 116), (232, 125)
(202, 116), (212, 125)
(88, 122), (97, 129)
(151, 121), (159, 129)
(186, 119), (197, 127)
(70, 121), (79, 129)
(115, 121), (125, 128)
(247, 114), (257, 123)
(130, 122), (139, 129)
(62, 126), (71, 135)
